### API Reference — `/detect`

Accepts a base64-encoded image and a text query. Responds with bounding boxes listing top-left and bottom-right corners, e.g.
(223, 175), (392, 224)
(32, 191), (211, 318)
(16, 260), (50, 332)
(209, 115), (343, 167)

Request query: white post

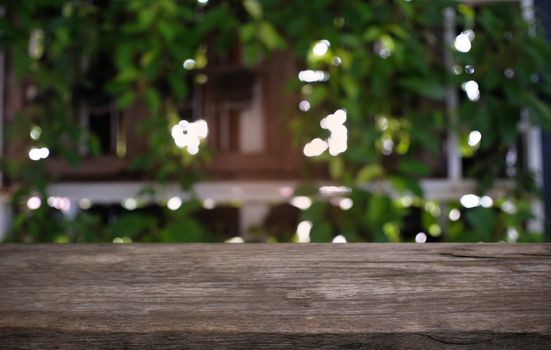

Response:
(443, 7), (462, 182)
(521, 0), (545, 232)
(0, 195), (10, 241)
(239, 202), (270, 241)
(0, 6), (8, 240)
(442, 7), (462, 238)
(0, 5), (5, 187)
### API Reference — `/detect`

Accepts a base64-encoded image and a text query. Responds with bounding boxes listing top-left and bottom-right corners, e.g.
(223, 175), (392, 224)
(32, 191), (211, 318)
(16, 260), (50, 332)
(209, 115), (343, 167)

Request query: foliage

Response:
(0, 0), (549, 242)
(270, 0), (550, 243)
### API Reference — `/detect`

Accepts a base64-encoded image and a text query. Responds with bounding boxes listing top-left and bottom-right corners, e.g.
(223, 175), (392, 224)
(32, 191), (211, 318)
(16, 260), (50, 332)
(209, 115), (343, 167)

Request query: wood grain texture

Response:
(0, 243), (550, 349)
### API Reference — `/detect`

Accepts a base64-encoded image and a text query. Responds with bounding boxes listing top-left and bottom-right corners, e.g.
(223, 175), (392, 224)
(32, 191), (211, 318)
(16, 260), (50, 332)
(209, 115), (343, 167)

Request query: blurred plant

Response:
(0, 0), (227, 242)
(256, 0), (550, 242)
(1, 0), (549, 242)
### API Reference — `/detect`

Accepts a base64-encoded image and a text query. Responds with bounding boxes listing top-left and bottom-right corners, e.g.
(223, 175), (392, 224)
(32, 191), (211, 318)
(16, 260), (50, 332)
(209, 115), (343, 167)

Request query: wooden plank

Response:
(0, 244), (549, 349)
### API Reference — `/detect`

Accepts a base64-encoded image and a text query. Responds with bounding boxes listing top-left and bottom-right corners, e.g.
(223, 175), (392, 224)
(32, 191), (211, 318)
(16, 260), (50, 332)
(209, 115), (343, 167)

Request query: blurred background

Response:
(0, 0), (550, 243)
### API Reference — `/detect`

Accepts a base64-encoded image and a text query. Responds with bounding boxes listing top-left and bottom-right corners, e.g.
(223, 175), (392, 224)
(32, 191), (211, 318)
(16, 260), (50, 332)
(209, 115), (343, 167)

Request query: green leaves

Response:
(160, 213), (212, 242)
(309, 222), (333, 242)
(258, 21), (285, 50)
(523, 91), (551, 132)
(300, 201), (334, 242)
(116, 91), (136, 109)
(145, 88), (162, 112)
(239, 23), (257, 42)
(240, 0), (285, 67)
(107, 213), (158, 239)
(397, 159), (431, 177)
(355, 164), (384, 184)
(465, 207), (497, 242)
(243, 0), (263, 19)
(390, 176), (423, 198)
(329, 156), (344, 179)
(4, 0), (550, 243)
(398, 77), (446, 100)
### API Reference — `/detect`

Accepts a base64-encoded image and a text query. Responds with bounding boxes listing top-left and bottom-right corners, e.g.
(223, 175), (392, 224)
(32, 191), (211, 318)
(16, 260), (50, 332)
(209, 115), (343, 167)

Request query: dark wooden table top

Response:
(0, 243), (550, 349)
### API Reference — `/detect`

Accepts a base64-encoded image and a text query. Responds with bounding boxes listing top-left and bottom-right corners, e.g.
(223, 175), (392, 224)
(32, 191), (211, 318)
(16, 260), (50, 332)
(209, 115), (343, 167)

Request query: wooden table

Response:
(0, 244), (550, 349)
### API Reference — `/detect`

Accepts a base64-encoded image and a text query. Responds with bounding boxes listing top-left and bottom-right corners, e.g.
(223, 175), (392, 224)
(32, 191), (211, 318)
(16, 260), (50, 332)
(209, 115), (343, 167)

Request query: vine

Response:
(1, 0), (549, 242)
